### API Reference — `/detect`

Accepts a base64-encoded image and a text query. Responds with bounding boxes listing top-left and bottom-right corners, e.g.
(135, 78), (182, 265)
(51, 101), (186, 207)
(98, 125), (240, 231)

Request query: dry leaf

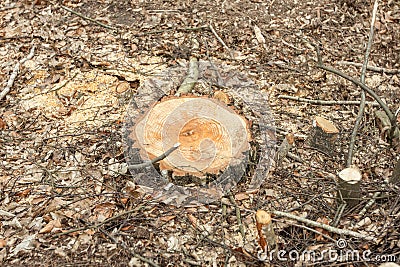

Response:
(159, 215), (176, 222)
(187, 214), (197, 227)
(254, 25), (266, 44)
(39, 219), (62, 234)
(235, 192), (249, 201)
(93, 202), (115, 222)
(314, 217), (330, 241)
(0, 118), (6, 129)
(15, 188), (31, 198)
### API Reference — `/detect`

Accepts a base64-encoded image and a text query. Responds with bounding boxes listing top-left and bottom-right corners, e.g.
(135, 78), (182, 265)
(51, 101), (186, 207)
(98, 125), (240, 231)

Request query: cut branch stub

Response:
(337, 167), (362, 208)
(130, 95), (251, 179)
(307, 116), (339, 156)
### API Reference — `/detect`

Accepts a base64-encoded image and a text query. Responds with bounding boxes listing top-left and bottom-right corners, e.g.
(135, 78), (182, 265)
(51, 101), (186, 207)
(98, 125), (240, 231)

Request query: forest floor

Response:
(0, 0), (399, 266)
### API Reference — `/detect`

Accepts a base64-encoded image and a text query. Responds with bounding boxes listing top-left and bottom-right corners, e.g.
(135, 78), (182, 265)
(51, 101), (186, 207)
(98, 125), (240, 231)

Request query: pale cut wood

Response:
(314, 116), (339, 134)
(337, 167), (362, 208)
(130, 95), (250, 178)
(256, 210), (276, 250)
(213, 91), (230, 105)
(256, 210), (272, 225)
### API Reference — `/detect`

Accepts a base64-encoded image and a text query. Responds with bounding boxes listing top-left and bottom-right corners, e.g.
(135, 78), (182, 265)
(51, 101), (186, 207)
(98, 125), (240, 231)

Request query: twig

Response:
(0, 46), (35, 101)
(347, 0), (379, 167)
(317, 64), (394, 122)
(288, 221), (337, 242)
(331, 203), (347, 227)
(134, 26), (209, 37)
(55, 204), (148, 237)
(389, 107), (400, 141)
(99, 228), (160, 267)
(127, 143), (180, 170)
(0, 4), (16, 12)
(272, 210), (376, 241)
(278, 95), (379, 106)
(221, 203), (375, 241)
(287, 152), (305, 163)
(228, 192), (245, 240)
(359, 191), (381, 217)
(209, 23), (233, 58)
(59, 4), (118, 31)
(337, 61), (400, 74)
(76, 218), (160, 267)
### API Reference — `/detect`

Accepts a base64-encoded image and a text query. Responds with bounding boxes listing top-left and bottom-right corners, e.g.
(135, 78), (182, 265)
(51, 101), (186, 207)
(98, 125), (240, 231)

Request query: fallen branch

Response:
(287, 152), (305, 163)
(55, 202), (149, 237)
(209, 23), (233, 58)
(224, 204), (376, 241)
(134, 25), (209, 37)
(272, 210), (376, 241)
(278, 95), (379, 106)
(127, 143), (180, 170)
(316, 56), (394, 123)
(347, 0), (378, 167)
(302, 34), (394, 123)
(59, 4), (118, 31)
(337, 61), (400, 74)
(359, 192), (381, 217)
(0, 46), (35, 101)
(175, 39), (199, 95)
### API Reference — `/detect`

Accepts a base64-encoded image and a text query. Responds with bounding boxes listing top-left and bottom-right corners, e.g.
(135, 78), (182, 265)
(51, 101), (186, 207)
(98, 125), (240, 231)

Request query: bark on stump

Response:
(130, 95), (251, 183)
(390, 159), (400, 185)
(308, 116), (339, 156)
(337, 167), (362, 208)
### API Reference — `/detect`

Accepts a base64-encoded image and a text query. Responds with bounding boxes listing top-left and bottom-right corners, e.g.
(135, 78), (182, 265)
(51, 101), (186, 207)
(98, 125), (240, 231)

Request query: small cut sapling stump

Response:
(308, 116), (339, 156)
(337, 167), (362, 208)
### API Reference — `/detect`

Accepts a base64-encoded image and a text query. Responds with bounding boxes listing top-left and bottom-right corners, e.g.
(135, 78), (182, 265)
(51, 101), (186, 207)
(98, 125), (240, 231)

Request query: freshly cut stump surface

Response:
(131, 95), (251, 178)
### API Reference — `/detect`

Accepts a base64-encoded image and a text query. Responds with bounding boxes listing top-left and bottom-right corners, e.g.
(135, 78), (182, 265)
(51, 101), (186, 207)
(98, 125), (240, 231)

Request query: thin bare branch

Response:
(337, 61), (400, 74)
(127, 143), (180, 170)
(272, 210), (376, 241)
(0, 45), (35, 101)
(316, 64), (394, 122)
(209, 23), (233, 58)
(59, 4), (118, 31)
(278, 95), (379, 106)
(347, 0), (379, 167)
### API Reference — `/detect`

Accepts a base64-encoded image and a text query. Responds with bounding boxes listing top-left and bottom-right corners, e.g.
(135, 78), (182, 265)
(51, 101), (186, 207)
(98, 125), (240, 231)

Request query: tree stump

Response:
(130, 95), (251, 183)
(123, 60), (276, 206)
(337, 167), (362, 208)
(307, 116), (339, 156)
